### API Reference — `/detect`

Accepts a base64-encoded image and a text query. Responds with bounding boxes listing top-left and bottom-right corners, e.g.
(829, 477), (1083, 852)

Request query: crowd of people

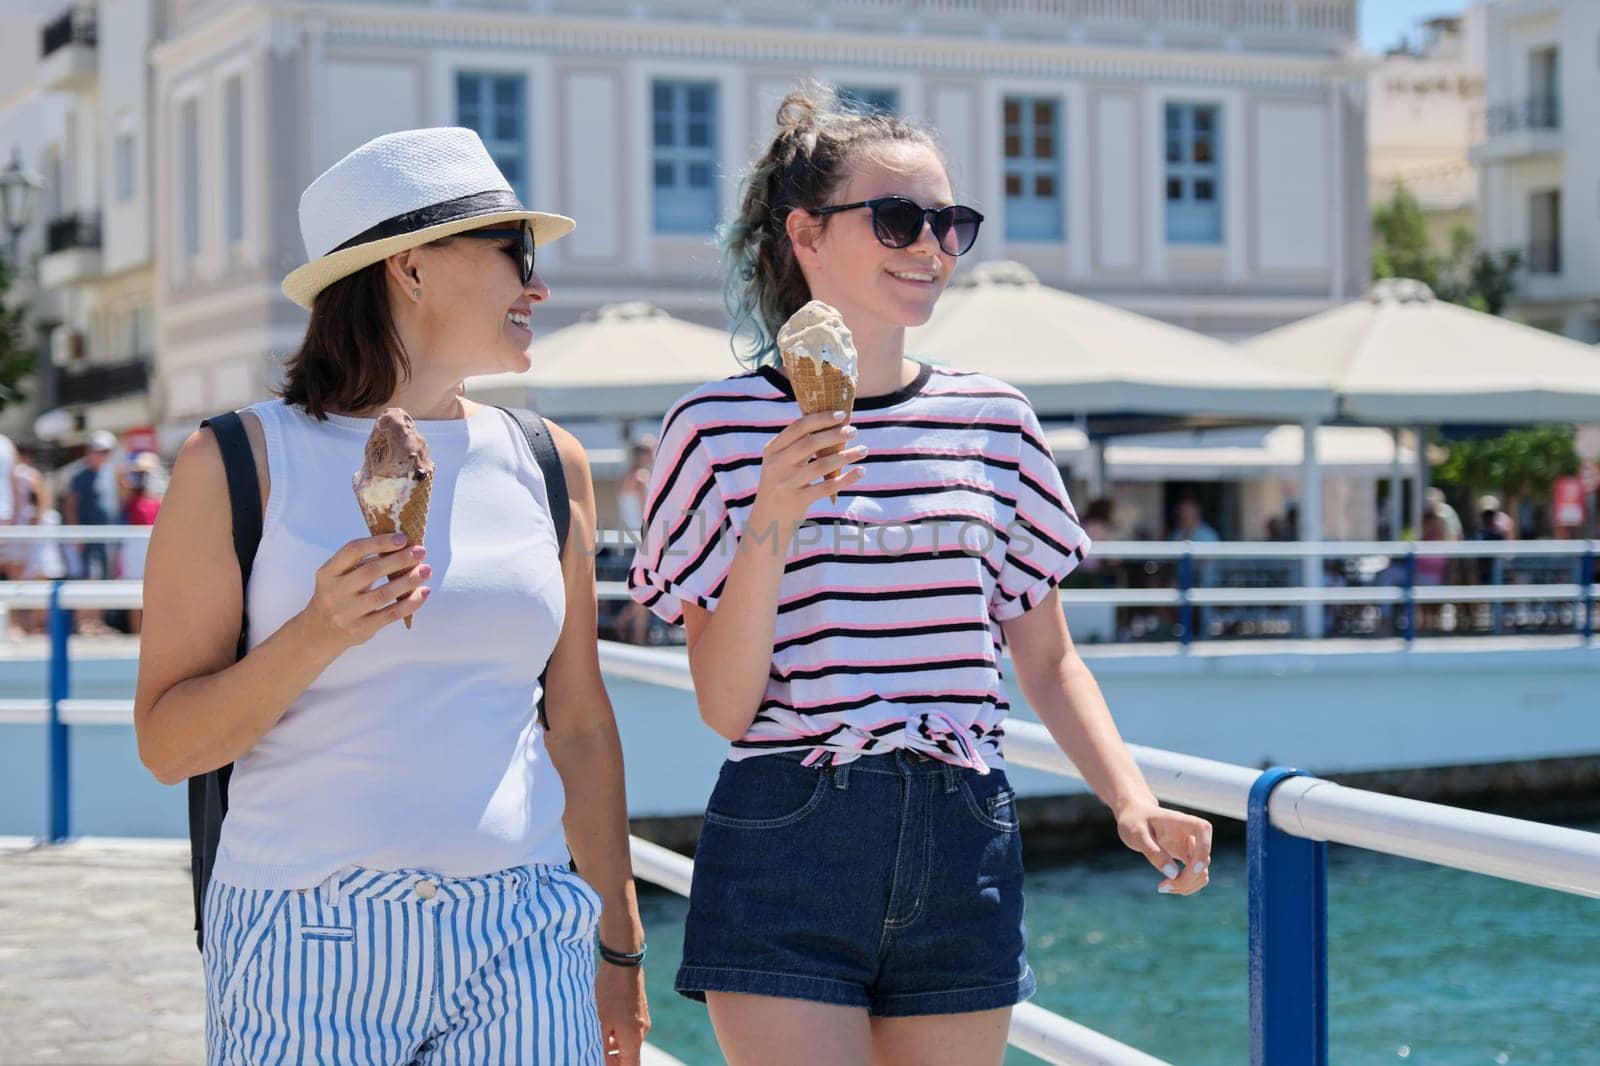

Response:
(0, 427), (168, 635)
(1056, 487), (1560, 641)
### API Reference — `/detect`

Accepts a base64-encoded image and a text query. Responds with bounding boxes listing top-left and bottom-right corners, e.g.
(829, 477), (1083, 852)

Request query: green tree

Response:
(1371, 185), (1521, 314)
(1434, 425), (1579, 510)
(0, 257), (35, 412)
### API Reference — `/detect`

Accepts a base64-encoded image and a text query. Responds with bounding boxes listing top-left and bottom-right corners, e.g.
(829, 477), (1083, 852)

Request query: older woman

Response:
(133, 128), (649, 1065)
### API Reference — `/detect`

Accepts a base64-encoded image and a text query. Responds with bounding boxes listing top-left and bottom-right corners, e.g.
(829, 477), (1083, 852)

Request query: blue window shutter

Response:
(1165, 103), (1222, 244)
(456, 71), (528, 202)
(1003, 96), (1064, 242)
(653, 80), (720, 233)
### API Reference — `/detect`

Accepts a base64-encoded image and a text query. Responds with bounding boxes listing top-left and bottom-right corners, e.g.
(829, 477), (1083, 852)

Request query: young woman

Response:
(134, 128), (649, 1065)
(628, 91), (1212, 1066)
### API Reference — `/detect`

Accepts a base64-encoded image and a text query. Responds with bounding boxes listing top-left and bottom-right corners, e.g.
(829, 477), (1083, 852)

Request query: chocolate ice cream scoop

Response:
(352, 408), (434, 629)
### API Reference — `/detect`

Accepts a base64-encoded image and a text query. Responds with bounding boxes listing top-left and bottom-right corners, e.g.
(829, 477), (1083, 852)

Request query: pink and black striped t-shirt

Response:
(627, 362), (1090, 773)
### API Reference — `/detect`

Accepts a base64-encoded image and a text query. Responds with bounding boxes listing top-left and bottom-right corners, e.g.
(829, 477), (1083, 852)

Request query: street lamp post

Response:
(1, 147), (45, 268)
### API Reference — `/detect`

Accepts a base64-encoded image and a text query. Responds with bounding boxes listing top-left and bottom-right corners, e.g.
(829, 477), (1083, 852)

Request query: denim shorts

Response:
(676, 749), (1035, 1017)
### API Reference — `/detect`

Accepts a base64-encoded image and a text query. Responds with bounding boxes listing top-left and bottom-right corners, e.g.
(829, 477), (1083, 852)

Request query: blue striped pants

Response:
(203, 864), (603, 1065)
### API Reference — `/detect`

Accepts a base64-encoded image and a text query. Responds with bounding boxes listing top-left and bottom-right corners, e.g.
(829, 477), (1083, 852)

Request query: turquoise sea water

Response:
(635, 824), (1600, 1065)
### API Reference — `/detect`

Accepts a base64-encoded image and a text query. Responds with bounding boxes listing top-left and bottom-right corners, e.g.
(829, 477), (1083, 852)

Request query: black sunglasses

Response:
(458, 224), (536, 286)
(811, 196), (985, 257)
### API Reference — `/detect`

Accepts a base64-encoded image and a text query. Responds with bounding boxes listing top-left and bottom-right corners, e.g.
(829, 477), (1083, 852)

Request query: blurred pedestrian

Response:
(1425, 487), (1462, 541)
(614, 437), (655, 644)
(64, 431), (118, 634)
(121, 453), (164, 634)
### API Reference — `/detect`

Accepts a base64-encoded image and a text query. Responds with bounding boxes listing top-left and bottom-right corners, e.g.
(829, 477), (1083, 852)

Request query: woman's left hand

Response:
(595, 962), (650, 1064)
(1116, 800), (1213, 896)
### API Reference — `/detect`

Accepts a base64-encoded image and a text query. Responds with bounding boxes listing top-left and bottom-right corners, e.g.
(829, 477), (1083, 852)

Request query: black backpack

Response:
(187, 406), (570, 950)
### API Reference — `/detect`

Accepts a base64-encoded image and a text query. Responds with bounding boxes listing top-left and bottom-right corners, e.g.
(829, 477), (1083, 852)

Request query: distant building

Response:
(1469, 0), (1600, 342)
(1367, 8), (1486, 254)
(6, 0), (1368, 450)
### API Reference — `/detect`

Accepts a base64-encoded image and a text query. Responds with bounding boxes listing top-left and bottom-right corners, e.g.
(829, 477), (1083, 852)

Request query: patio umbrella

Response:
(1241, 278), (1600, 424)
(465, 302), (739, 420)
(905, 261), (1334, 425)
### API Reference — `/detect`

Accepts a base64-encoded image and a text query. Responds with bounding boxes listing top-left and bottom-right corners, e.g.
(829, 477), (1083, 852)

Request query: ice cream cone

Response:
(353, 409), (434, 630)
(355, 478), (430, 628)
(782, 351), (856, 503)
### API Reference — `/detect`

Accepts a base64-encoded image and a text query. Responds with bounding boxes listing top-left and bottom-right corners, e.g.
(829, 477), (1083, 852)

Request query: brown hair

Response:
(722, 84), (945, 367)
(279, 262), (410, 419)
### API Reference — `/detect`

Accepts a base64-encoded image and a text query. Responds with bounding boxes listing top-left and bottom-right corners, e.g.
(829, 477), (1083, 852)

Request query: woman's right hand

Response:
(750, 410), (867, 530)
(296, 533), (431, 653)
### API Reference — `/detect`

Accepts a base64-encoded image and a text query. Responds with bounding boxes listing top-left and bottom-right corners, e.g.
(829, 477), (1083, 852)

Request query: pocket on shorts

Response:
(959, 775), (1020, 833)
(702, 759), (829, 830)
(210, 889), (295, 1016)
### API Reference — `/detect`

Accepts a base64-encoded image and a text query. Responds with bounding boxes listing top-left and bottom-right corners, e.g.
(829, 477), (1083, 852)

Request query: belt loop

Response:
(832, 759), (851, 791)
(323, 869), (344, 910)
(942, 761), (959, 794)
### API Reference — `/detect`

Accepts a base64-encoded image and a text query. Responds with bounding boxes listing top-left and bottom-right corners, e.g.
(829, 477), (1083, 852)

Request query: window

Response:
(653, 80), (719, 233)
(114, 132), (135, 202)
(224, 77), (244, 244)
(131, 305), (152, 358)
(1003, 96), (1063, 241)
(456, 72), (527, 201)
(1165, 102), (1222, 244)
(1529, 189), (1561, 274)
(180, 98), (201, 257)
(838, 86), (899, 116)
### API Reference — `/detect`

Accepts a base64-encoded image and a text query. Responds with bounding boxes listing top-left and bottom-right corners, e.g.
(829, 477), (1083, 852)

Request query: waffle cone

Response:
(782, 353), (856, 503)
(355, 477), (431, 629)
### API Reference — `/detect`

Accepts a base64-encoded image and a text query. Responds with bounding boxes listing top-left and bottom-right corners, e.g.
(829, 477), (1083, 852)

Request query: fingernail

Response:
(1193, 861), (1208, 875)
(419, 587), (431, 599)
(855, 445), (869, 456)
(842, 425), (858, 436)
(1162, 862), (1180, 879)
(1158, 884), (1175, 894)
(832, 410), (846, 420)
(391, 534), (408, 546)
(418, 564), (433, 579)
(410, 546), (427, 559)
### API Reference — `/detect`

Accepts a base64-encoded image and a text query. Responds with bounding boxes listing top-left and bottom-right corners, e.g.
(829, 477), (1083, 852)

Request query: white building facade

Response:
(13, 0), (1367, 448)
(1366, 9), (1485, 253)
(1470, 0), (1600, 342)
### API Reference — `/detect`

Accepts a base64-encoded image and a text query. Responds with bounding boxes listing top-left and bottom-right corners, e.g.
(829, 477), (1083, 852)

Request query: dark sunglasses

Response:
(457, 224), (536, 286)
(811, 196), (984, 257)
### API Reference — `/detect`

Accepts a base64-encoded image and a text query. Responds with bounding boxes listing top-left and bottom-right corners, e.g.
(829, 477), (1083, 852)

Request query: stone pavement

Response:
(0, 839), (203, 1065)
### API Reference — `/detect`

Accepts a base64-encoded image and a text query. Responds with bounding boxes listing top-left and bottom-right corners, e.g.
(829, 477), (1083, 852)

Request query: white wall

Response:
(98, 0), (153, 276)
(1254, 100), (1330, 274)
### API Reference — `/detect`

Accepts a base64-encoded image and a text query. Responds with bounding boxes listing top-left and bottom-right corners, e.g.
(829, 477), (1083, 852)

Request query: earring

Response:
(411, 286), (422, 301)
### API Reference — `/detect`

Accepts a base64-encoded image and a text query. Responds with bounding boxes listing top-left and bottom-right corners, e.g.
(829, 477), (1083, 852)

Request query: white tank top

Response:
(212, 400), (569, 890)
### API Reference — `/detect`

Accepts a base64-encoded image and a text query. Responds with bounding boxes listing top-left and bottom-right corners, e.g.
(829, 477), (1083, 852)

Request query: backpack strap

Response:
(495, 407), (570, 732)
(187, 411), (262, 952)
(497, 406), (569, 558)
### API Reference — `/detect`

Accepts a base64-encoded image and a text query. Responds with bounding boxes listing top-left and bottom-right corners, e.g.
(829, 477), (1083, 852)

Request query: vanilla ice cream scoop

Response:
(776, 300), (857, 381)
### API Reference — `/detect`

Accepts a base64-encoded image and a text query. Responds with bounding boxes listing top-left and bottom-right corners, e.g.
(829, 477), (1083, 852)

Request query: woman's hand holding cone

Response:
(749, 410), (868, 530)
(295, 533), (432, 652)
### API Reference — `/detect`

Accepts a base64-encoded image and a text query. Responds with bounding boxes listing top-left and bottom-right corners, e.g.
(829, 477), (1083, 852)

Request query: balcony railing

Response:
(44, 213), (100, 255)
(1483, 94), (1560, 137)
(39, 8), (96, 59)
(1526, 241), (1562, 275)
(55, 357), (150, 408)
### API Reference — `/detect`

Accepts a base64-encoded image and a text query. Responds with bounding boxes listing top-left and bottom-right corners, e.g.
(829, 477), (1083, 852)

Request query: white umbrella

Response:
(905, 262), (1334, 422)
(1241, 278), (1600, 424)
(1043, 424), (1426, 481)
(465, 302), (739, 420)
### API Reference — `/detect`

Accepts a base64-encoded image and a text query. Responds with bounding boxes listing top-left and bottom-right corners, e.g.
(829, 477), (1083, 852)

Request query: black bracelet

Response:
(598, 940), (646, 968)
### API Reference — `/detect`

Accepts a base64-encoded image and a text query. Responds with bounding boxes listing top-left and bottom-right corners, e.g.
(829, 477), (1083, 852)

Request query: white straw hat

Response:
(281, 127), (575, 310)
